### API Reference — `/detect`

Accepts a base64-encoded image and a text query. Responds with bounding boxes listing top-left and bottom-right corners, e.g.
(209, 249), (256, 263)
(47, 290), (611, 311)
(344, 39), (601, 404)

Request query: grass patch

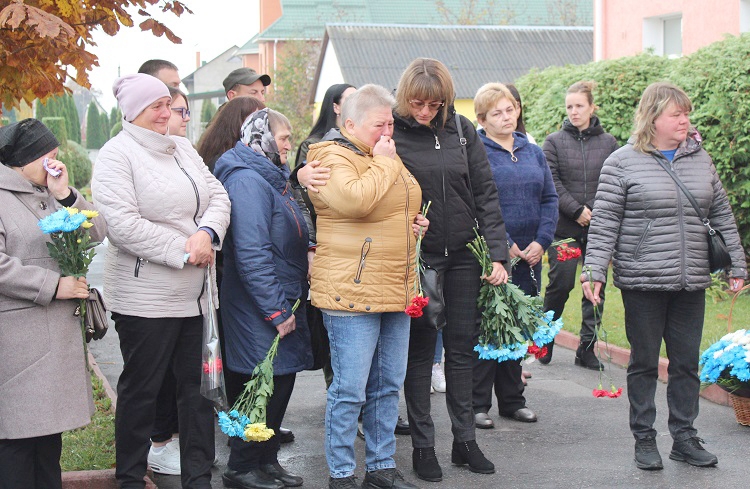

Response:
(61, 371), (116, 471)
(540, 264), (750, 357)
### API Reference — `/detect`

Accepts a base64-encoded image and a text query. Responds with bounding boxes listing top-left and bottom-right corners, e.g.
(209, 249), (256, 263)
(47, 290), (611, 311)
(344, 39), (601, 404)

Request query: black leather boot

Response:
(575, 340), (603, 370)
(538, 341), (553, 364)
(450, 440), (495, 474)
(412, 447), (442, 482)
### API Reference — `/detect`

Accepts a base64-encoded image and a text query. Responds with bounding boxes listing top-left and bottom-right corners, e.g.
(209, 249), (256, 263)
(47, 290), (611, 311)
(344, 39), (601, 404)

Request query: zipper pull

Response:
(434, 135), (441, 150)
(409, 173), (417, 184)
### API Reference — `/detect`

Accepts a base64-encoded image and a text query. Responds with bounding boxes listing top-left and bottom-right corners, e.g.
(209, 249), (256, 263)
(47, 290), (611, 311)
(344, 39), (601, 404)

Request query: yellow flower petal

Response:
(243, 423), (275, 442)
(81, 221), (93, 229)
(81, 210), (99, 219)
(65, 207), (79, 215)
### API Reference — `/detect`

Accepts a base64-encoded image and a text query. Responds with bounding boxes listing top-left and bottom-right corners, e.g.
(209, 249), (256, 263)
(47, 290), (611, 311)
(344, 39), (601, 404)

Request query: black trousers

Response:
(152, 370), (179, 443)
(472, 260), (537, 415)
(621, 289), (705, 441)
(0, 434), (62, 489)
(227, 373), (296, 472)
(543, 236), (605, 343)
(404, 249), (481, 447)
(113, 313), (214, 489)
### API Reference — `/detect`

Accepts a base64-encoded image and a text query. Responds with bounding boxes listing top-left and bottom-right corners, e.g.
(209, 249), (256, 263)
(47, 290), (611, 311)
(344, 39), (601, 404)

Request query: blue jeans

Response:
(324, 311), (410, 478)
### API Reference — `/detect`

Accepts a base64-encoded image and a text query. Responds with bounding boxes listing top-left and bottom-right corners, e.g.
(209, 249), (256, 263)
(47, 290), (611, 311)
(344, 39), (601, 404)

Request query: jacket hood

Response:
(626, 128), (702, 159)
(478, 130), (530, 153)
(320, 128), (366, 156)
(562, 115), (605, 137)
(213, 141), (290, 193)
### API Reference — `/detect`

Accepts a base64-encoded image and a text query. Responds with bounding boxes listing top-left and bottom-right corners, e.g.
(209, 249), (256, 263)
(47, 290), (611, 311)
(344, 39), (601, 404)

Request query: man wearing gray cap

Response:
(224, 68), (271, 103)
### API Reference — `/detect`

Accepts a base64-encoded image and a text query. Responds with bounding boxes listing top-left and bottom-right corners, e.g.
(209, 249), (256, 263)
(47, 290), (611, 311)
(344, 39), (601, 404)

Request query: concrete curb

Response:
(553, 330), (730, 406)
(61, 353), (157, 489)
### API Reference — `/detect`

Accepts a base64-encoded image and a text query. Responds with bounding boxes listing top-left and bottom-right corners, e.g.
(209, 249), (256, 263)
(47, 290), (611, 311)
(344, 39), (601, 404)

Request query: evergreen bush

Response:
(59, 140), (92, 188)
(41, 117), (68, 149)
(516, 33), (750, 254)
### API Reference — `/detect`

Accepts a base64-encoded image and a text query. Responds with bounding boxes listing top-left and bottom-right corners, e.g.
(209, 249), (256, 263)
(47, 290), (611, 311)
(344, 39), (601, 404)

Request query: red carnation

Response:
(405, 305), (424, 318)
(556, 244), (582, 262)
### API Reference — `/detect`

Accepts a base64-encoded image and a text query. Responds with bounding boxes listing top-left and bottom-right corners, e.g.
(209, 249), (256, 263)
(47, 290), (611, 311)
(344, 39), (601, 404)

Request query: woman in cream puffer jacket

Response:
(92, 74), (230, 489)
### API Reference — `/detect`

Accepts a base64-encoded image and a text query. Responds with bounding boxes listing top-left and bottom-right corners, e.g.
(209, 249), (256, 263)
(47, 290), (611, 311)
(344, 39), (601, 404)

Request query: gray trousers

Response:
(621, 288), (705, 441)
(543, 237), (605, 343)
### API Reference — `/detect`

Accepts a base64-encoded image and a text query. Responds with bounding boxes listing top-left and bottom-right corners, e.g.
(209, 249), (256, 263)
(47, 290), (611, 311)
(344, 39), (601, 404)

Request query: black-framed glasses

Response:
(171, 107), (190, 119)
(409, 100), (445, 111)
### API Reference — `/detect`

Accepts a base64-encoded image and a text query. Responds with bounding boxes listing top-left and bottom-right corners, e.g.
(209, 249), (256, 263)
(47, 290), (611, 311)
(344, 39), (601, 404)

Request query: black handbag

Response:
(81, 287), (108, 343)
(306, 301), (329, 370)
(412, 267), (446, 330)
(653, 156), (732, 272)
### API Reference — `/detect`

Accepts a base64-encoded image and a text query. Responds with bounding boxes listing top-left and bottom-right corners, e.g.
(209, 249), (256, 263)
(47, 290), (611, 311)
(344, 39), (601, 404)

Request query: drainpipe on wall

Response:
(594, 0), (604, 61)
(273, 39), (278, 91)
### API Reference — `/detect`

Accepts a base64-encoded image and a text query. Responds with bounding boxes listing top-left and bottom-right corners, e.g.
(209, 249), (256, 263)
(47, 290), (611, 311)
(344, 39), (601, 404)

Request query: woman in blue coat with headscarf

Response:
(214, 108), (313, 489)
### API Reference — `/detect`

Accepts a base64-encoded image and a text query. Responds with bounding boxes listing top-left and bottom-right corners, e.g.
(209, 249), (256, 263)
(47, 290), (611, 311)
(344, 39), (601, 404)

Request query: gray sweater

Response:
(584, 135), (746, 290)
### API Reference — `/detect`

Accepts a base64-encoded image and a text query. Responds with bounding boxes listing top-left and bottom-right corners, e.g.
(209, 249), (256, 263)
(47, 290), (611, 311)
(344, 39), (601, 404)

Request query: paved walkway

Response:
(88, 244), (750, 489)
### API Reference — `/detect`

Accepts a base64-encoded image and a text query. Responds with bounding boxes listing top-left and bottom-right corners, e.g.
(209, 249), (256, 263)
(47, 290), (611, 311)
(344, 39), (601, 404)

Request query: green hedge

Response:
(41, 117), (68, 149)
(517, 33), (750, 254)
(59, 140), (92, 188)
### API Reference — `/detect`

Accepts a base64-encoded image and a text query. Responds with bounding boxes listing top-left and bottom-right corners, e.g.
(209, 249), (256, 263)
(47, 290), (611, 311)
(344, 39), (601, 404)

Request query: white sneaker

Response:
(148, 438), (180, 475)
(431, 363), (446, 393)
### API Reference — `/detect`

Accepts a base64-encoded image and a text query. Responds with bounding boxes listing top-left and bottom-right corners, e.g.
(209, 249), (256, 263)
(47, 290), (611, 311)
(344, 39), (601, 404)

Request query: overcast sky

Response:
(88, 1), (259, 111)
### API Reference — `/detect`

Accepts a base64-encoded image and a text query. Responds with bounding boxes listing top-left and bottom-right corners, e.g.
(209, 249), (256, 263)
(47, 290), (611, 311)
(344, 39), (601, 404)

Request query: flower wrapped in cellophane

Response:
(467, 231), (562, 364)
(217, 299), (300, 442)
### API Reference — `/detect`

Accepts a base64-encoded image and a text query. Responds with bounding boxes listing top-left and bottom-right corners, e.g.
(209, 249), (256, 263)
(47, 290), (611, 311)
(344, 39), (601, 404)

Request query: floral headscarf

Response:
(240, 108), (281, 166)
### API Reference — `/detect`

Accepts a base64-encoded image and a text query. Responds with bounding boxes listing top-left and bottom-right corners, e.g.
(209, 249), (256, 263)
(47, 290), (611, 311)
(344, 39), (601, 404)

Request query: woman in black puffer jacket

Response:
(392, 58), (509, 483)
(540, 81), (618, 368)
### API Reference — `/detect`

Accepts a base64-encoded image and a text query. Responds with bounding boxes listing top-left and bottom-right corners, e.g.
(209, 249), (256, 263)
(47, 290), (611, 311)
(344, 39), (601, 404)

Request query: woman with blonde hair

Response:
(540, 80), (618, 368)
(582, 82), (745, 470)
(471, 82), (558, 429)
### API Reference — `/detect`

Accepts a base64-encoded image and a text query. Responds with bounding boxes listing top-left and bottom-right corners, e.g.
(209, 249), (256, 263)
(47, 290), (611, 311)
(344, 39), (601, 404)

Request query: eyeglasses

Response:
(171, 107), (191, 119)
(409, 100), (445, 111)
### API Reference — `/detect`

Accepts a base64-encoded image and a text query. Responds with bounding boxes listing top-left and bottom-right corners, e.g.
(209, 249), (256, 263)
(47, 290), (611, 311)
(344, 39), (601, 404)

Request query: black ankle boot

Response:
(451, 440), (495, 474)
(412, 447), (442, 482)
(575, 340), (603, 370)
(538, 341), (554, 364)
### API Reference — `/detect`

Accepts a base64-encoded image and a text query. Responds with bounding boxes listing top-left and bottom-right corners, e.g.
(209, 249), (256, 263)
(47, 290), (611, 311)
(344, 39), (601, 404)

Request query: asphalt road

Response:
(88, 243), (750, 489)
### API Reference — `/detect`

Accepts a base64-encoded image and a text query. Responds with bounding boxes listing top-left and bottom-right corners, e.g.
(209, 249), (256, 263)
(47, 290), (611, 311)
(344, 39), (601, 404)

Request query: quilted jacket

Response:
(92, 121), (230, 317)
(584, 134), (746, 290)
(542, 116), (618, 239)
(307, 128), (421, 312)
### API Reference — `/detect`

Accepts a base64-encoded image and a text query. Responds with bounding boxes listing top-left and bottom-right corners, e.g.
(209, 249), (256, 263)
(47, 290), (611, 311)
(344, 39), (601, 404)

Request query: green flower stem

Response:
(231, 299), (300, 423)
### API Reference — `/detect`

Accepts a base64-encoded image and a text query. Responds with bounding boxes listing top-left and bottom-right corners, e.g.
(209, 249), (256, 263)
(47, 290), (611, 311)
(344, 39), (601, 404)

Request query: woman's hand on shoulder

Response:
(483, 261), (508, 285)
(56, 276), (89, 300)
(297, 160), (330, 193)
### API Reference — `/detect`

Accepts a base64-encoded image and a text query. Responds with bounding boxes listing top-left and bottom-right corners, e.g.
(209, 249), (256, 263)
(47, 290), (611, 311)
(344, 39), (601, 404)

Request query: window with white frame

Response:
(643, 13), (682, 58)
(741, 0), (750, 32)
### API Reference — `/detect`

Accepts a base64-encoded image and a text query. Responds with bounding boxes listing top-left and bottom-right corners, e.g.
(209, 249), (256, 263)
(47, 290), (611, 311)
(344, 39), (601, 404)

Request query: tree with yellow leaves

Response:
(0, 0), (191, 113)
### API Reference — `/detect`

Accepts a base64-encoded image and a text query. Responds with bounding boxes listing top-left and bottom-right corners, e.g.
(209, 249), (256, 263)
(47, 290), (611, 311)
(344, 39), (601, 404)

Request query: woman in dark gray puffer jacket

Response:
(541, 81), (618, 368)
(582, 82), (746, 472)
